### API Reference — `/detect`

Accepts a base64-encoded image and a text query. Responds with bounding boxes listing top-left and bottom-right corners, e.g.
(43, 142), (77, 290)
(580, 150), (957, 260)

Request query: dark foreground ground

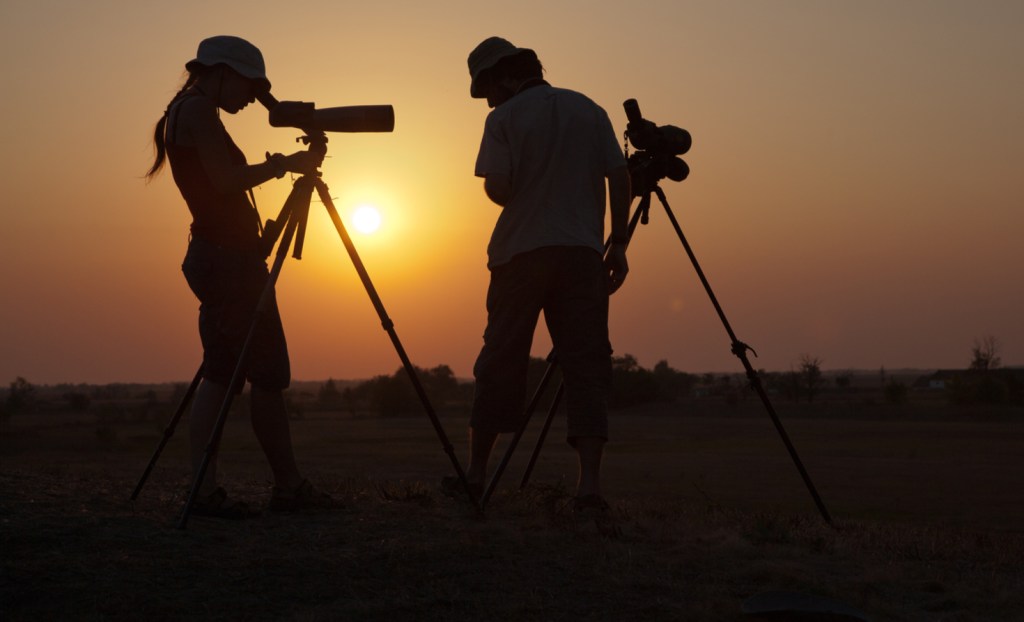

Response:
(2, 406), (1022, 621)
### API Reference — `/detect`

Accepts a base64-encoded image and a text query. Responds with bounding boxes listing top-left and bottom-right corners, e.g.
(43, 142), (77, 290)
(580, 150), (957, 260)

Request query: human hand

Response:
(283, 150), (324, 175)
(605, 243), (629, 294)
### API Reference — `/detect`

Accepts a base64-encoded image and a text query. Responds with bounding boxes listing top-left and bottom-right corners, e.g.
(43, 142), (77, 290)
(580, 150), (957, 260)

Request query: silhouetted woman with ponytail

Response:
(147, 36), (334, 517)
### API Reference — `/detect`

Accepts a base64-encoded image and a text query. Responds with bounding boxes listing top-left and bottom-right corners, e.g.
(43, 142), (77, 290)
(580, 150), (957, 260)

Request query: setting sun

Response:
(352, 205), (382, 234)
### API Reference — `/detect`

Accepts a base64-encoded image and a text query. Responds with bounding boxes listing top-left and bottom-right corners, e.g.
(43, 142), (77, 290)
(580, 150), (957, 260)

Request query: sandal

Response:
(573, 494), (621, 537)
(191, 487), (259, 520)
(269, 479), (341, 512)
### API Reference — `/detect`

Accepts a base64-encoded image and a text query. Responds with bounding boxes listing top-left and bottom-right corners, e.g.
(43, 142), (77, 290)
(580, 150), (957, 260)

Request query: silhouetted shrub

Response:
(345, 364), (465, 416)
(5, 377), (35, 415)
(318, 378), (344, 410)
(609, 354), (662, 408)
(947, 371), (1012, 405)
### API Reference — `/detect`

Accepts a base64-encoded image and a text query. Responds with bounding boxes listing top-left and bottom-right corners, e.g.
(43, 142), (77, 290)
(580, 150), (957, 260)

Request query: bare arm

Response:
(177, 96), (321, 194)
(605, 164), (632, 293)
(607, 165), (631, 243)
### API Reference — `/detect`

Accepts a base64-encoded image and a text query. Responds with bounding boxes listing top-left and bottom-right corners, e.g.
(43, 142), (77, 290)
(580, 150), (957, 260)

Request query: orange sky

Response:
(1, 1), (1021, 385)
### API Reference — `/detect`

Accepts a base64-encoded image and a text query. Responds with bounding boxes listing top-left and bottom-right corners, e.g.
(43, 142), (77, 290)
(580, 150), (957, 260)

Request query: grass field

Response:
(2, 399), (1022, 620)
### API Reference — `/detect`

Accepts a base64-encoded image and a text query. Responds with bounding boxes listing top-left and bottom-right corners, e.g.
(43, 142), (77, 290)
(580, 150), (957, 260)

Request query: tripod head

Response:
(623, 99), (691, 199)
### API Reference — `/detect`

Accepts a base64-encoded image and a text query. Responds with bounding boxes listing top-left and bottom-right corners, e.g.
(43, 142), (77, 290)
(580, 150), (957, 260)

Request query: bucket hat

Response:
(468, 36), (537, 98)
(186, 35), (271, 93)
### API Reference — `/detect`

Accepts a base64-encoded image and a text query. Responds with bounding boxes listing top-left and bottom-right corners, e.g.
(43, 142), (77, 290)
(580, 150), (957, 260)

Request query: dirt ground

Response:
(2, 407), (1022, 621)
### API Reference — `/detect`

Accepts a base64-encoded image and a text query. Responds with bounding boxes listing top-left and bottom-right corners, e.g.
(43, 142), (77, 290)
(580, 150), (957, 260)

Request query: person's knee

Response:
(565, 404), (609, 445)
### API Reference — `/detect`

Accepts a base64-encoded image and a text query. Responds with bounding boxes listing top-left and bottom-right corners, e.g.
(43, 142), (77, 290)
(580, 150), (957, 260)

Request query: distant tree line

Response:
(310, 355), (703, 417)
(317, 364), (466, 417)
(0, 378), (198, 425)
(3, 336), (1018, 424)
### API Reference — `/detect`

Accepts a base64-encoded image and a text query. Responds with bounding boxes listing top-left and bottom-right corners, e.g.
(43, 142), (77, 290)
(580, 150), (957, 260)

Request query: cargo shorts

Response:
(471, 246), (612, 444)
(181, 236), (290, 393)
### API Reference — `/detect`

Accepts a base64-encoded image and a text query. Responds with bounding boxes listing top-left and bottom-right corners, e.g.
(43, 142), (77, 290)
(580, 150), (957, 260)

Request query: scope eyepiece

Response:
(623, 98), (643, 125)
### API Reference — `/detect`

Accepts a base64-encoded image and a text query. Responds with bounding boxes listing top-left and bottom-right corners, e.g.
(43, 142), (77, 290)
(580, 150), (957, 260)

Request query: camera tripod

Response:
(480, 183), (834, 526)
(132, 136), (480, 527)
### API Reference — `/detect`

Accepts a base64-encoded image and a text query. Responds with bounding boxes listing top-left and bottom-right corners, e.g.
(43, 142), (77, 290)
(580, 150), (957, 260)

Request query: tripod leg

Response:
(479, 355), (559, 508)
(312, 180), (481, 512)
(519, 380), (565, 489)
(653, 186), (833, 525)
(177, 178), (313, 529)
(130, 364), (203, 501)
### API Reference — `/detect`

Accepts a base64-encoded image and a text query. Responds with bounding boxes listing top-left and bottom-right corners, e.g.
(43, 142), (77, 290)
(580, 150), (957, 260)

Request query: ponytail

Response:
(145, 73), (199, 181)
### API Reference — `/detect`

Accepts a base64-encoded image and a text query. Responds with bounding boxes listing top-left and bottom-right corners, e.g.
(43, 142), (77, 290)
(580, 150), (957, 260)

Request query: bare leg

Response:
(574, 436), (605, 498)
(189, 379), (227, 497)
(250, 386), (304, 490)
(466, 427), (498, 485)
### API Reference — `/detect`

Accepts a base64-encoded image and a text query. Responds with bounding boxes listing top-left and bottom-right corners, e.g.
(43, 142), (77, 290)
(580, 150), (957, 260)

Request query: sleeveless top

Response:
(166, 93), (261, 252)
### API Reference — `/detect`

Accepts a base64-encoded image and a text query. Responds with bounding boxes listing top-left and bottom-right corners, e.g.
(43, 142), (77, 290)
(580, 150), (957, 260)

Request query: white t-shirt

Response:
(475, 83), (626, 268)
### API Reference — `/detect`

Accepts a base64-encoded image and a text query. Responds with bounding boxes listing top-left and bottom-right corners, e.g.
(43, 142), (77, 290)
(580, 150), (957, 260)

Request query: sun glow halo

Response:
(352, 205), (382, 234)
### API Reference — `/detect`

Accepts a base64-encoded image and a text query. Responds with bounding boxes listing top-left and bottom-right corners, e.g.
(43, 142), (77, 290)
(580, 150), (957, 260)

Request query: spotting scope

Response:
(257, 92), (394, 133)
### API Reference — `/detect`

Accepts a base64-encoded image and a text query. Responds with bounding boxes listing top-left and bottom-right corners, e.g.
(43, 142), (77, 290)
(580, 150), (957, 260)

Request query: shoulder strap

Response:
(249, 188), (264, 237)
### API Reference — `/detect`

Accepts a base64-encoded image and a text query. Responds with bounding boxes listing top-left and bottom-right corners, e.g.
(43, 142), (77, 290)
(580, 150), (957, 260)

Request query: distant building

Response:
(912, 370), (960, 391)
